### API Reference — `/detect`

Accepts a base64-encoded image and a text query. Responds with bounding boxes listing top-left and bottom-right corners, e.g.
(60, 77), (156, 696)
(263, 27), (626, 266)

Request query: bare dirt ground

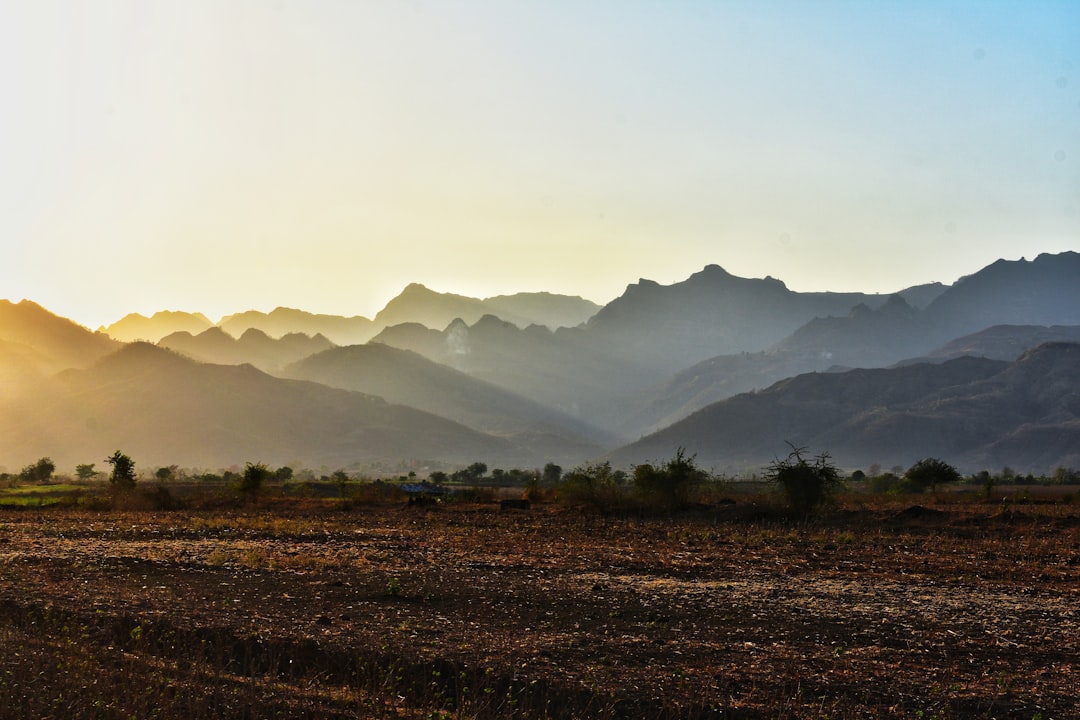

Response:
(0, 497), (1077, 718)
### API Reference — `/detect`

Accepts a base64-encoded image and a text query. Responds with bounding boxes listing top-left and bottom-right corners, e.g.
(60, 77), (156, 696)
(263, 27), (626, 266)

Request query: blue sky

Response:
(1, 1), (1076, 328)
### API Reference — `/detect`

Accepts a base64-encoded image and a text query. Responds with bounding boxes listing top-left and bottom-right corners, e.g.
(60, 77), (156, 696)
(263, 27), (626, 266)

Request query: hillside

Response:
(915, 324), (1080, 363)
(0, 299), (121, 372)
(0, 343), (527, 470)
(283, 343), (611, 459)
(372, 316), (657, 432)
(612, 344), (1080, 474)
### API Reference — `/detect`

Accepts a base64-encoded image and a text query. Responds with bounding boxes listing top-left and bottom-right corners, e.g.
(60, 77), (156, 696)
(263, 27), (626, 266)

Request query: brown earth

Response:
(0, 497), (1077, 718)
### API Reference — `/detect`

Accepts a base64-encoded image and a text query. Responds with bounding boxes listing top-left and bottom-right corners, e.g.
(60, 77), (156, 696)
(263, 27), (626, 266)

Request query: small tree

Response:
(20, 457), (56, 484)
(766, 445), (843, 517)
(239, 462), (270, 501)
(902, 458), (961, 493)
(75, 463), (98, 482)
(106, 451), (137, 493)
(331, 469), (350, 498)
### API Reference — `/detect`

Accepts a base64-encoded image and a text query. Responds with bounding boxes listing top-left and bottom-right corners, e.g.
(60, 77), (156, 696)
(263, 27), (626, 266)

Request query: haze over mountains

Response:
(613, 343), (1080, 474)
(102, 286), (602, 345)
(2, 252), (1079, 474)
(1, 343), (519, 470)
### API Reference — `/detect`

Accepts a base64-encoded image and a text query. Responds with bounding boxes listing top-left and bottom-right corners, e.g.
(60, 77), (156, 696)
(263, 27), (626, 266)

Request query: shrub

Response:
(556, 461), (623, 511)
(239, 462), (271, 501)
(632, 448), (708, 509)
(902, 458), (961, 493)
(765, 446), (843, 516)
(868, 472), (902, 495)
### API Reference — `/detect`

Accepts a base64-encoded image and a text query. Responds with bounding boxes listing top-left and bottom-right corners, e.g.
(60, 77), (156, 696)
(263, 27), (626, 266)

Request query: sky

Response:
(1, 1), (1077, 330)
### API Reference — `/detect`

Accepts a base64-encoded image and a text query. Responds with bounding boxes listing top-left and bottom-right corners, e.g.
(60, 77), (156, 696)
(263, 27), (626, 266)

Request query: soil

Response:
(0, 498), (1077, 718)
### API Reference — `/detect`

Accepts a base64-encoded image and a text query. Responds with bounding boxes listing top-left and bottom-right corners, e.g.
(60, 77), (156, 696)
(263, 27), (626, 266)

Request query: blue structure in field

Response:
(401, 482), (452, 505)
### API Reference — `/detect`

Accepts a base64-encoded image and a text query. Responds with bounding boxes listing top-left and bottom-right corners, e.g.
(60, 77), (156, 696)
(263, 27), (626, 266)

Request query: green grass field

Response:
(0, 483), (87, 507)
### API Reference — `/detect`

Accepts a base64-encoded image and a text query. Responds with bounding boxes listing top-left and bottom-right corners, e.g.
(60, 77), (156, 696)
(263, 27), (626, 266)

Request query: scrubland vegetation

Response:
(0, 451), (1077, 719)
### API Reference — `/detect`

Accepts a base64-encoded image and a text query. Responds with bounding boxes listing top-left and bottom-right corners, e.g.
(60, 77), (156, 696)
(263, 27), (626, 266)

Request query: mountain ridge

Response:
(611, 343), (1080, 474)
(0, 343), (531, 470)
(5, 251), (1079, 472)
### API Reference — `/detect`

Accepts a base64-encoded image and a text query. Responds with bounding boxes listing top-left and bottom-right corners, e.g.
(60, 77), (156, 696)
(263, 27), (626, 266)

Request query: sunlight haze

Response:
(1, 1), (1076, 329)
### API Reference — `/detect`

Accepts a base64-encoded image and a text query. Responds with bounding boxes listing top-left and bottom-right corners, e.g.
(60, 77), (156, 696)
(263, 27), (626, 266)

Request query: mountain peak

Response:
(693, 263), (732, 278)
(881, 294), (915, 314)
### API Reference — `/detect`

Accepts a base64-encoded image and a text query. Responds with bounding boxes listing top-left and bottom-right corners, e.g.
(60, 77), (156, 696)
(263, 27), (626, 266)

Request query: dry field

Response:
(0, 495), (1077, 718)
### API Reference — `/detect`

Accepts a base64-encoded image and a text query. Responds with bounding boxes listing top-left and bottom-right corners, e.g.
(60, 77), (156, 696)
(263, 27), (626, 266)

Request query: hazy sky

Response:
(1, 1), (1077, 329)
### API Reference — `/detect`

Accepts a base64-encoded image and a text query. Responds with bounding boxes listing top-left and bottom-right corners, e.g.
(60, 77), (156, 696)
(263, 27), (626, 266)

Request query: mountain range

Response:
(612, 343), (1080, 474)
(101, 285), (602, 345)
(0, 343), (523, 470)
(2, 251), (1078, 474)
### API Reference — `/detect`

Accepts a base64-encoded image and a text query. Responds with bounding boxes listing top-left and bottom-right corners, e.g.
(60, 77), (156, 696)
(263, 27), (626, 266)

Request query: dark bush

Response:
(556, 461), (623, 511)
(632, 448), (708, 509)
(766, 446), (843, 516)
(902, 458), (961, 493)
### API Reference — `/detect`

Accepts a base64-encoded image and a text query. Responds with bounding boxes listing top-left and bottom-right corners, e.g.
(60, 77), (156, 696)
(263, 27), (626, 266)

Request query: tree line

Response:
(3, 447), (1077, 516)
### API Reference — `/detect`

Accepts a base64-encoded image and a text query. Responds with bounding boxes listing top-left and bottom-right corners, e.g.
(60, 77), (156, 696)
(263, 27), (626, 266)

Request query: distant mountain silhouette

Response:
(895, 281), (947, 309)
(159, 327), (335, 373)
(373, 284), (599, 331)
(0, 299), (121, 373)
(0, 343), (528, 470)
(768, 294), (931, 367)
(481, 292), (601, 329)
(366, 252), (1080, 439)
(206, 289), (599, 346)
(623, 296), (951, 437)
(283, 343), (612, 461)
(926, 252), (1080, 337)
(99, 310), (213, 343)
(612, 343), (1080, 474)
(767, 252), (1080, 367)
(582, 264), (895, 373)
(5, 251), (1078, 472)
(218, 308), (376, 346)
(373, 284), (515, 330)
(368, 269), (915, 431)
(371, 315), (655, 434)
